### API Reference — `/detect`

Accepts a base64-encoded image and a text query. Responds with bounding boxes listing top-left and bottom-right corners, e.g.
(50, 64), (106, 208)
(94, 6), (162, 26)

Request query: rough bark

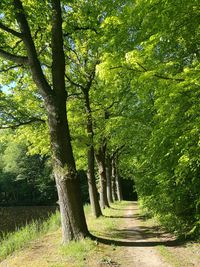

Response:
(9, 0), (89, 242)
(115, 162), (123, 201)
(111, 156), (118, 201)
(83, 91), (102, 217)
(96, 144), (110, 209)
(46, 96), (89, 242)
(106, 154), (113, 204)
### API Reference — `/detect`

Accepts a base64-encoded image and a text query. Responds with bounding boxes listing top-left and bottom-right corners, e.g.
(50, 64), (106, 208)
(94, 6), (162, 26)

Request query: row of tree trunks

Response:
(111, 156), (118, 201)
(95, 142), (123, 209)
(0, 0), (123, 242)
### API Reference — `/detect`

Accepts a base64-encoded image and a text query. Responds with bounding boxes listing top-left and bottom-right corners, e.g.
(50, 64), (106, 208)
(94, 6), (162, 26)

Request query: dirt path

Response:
(110, 203), (171, 267)
(110, 202), (200, 267)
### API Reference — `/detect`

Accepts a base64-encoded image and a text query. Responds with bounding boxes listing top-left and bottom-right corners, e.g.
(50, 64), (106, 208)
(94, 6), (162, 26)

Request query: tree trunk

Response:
(96, 145), (110, 209)
(87, 146), (102, 217)
(83, 91), (102, 217)
(116, 166), (123, 201)
(106, 155), (113, 204)
(46, 96), (89, 242)
(11, 0), (89, 243)
(111, 157), (118, 201)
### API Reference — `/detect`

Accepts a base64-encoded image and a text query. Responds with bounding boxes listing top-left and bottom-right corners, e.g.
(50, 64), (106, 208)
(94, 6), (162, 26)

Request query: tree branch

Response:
(13, 0), (52, 97)
(67, 92), (82, 99)
(0, 48), (28, 64)
(0, 22), (23, 38)
(63, 26), (98, 37)
(110, 63), (185, 82)
(51, 0), (66, 97)
(65, 73), (85, 90)
(0, 117), (45, 129)
(74, 26), (98, 34)
(0, 64), (23, 73)
(136, 62), (185, 82)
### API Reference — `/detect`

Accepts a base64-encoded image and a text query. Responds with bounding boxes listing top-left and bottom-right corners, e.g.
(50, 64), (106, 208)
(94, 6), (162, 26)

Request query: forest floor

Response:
(0, 201), (199, 267)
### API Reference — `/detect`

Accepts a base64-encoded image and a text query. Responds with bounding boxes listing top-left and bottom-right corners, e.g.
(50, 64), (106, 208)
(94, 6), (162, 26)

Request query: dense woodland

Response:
(0, 0), (199, 242)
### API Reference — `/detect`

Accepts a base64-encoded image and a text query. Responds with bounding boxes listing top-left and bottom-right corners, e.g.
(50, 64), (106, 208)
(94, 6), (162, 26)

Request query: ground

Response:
(0, 201), (199, 267)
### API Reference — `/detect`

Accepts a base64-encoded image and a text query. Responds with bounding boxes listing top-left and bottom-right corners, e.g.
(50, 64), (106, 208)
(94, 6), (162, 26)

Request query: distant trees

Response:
(0, 139), (57, 205)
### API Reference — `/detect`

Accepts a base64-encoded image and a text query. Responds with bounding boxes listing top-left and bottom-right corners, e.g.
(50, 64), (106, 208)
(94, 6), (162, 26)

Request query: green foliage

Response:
(60, 238), (96, 266)
(0, 136), (57, 205)
(123, 0), (200, 239)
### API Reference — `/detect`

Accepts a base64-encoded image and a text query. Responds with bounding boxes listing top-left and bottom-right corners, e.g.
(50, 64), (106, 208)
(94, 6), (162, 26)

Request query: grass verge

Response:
(0, 201), (128, 266)
(157, 245), (182, 267)
(0, 210), (61, 261)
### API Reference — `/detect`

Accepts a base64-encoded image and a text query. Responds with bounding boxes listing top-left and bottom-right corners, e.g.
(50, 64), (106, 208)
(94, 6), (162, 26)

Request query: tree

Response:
(0, 0), (88, 242)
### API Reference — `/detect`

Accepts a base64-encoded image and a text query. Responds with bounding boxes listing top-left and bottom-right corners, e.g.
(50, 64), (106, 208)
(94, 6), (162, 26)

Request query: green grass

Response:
(59, 201), (127, 267)
(60, 238), (96, 267)
(157, 245), (183, 267)
(87, 201), (127, 236)
(0, 201), (128, 266)
(0, 210), (61, 261)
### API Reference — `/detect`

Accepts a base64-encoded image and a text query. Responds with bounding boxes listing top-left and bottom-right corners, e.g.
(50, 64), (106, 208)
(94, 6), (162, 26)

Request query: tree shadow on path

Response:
(91, 204), (186, 248)
(110, 207), (137, 211)
(90, 233), (186, 248)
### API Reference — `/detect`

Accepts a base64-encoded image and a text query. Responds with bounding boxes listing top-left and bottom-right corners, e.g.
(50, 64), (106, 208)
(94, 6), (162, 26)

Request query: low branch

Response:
(0, 48), (28, 64)
(0, 117), (45, 129)
(136, 62), (185, 82)
(110, 63), (185, 82)
(65, 73), (85, 90)
(0, 64), (23, 73)
(67, 92), (82, 99)
(0, 22), (23, 38)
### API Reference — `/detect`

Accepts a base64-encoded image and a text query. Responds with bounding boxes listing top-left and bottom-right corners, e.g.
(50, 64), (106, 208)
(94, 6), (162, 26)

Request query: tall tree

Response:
(0, 0), (88, 242)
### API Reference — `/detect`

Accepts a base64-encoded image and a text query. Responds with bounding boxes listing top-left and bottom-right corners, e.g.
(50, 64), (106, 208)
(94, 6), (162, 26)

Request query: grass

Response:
(60, 238), (96, 267)
(157, 245), (182, 267)
(0, 201), (127, 265)
(59, 201), (127, 266)
(0, 210), (61, 261)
